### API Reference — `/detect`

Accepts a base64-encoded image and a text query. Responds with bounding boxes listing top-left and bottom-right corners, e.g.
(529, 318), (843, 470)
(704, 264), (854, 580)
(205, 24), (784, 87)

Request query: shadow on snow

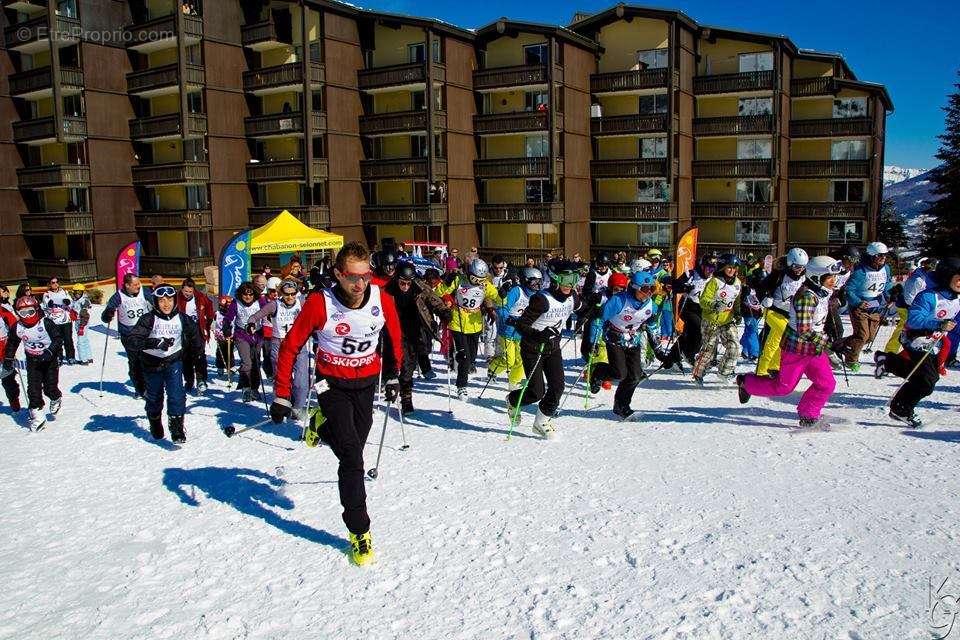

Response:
(83, 413), (180, 451)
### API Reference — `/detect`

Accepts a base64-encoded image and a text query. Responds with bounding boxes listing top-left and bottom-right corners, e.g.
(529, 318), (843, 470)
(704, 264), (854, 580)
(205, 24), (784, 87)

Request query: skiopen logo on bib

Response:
(335, 323), (351, 336)
(371, 306), (381, 316)
(720, 292), (728, 298)
(624, 315), (633, 321)
(938, 309), (948, 319)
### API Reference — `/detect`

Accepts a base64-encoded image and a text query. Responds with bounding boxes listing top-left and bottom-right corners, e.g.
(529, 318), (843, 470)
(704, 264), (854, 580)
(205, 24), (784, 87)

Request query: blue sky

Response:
(360, 0), (958, 170)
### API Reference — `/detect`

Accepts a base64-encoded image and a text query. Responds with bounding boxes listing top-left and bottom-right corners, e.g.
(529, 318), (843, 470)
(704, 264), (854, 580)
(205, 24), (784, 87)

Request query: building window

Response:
(640, 137), (667, 158)
(736, 179), (771, 202)
(188, 230), (211, 258)
(639, 93), (668, 115)
(186, 44), (202, 65)
(525, 179), (550, 203)
(183, 138), (206, 162)
(638, 222), (671, 246)
(185, 185), (208, 209)
(62, 94), (84, 117)
(309, 41), (322, 63)
(411, 90), (426, 111)
(67, 188), (88, 212)
(408, 43), (425, 64)
(738, 97), (772, 116)
(187, 91), (203, 114)
(737, 138), (772, 159)
(57, 0), (78, 19)
(524, 43), (548, 65)
(635, 48), (668, 70)
(832, 180), (865, 202)
(735, 220), (771, 244)
(412, 135), (428, 158)
(525, 134), (548, 158)
(431, 39), (442, 63)
(525, 91), (548, 112)
(833, 97), (867, 119)
(637, 180), (669, 202)
(362, 50), (373, 69)
(738, 52), (773, 72)
(831, 140), (868, 160)
(829, 220), (863, 243)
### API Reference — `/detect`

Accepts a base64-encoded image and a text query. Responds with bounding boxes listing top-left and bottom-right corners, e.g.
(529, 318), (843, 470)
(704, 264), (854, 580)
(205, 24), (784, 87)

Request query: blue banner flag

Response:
(219, 231), (251, 298)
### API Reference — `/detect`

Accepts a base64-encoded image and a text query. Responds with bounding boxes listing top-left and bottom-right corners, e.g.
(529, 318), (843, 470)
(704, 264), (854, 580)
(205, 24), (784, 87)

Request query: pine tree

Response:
(876, 197), (909, 250)
(921, 71), (960, 255)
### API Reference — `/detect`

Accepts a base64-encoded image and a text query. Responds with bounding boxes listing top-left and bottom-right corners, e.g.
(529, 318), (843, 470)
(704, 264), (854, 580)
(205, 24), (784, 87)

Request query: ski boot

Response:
(291, 408), (308, 424)
(692, 376), (705, 388)
(29, 408), (46, 431)
(847, 362), (861, 373)
(717, 373), (735, 385)
(889, 409), (922, 429)
(349, 531), (375, 566)
(304, 407), (326, 448)
(828, 352), (842, 371)
(613, 404), (635, 421)
(736, 374), (751, 404)
(148, 415), (164, 439)
(49, 397), (62, 415)
(589, 376), (602, 394)
(242, 388), (253, 403)
(799, 416), (831, 430)
(196, 381), (208, 396)
(873, 352), (887, 379)
(169, 415), (186, 444)
(249, 389), (262, 402)
(423, 369), (437, 381)
(456, 386), (468, 399)
(532, 409), (555, 438)
(401, 397), (414, 416)
(10, 396), (20, 412)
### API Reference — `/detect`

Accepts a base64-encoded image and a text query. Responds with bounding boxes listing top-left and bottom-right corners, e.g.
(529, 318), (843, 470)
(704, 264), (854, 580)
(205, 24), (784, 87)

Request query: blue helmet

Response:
(630, 271), (655, 290)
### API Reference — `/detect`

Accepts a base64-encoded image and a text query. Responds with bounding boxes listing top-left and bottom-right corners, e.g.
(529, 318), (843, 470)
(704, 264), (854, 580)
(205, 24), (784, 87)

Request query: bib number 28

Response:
(342, 336), (372, 354)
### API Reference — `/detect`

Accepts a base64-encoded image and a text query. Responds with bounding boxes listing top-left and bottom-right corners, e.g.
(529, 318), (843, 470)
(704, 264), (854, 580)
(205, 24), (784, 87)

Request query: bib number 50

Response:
(342, 336), (372, 354)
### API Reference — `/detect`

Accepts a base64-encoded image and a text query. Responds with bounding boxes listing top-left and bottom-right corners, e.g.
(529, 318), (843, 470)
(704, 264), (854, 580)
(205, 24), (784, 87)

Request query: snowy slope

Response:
(0, 308), (958, 639)
(883, 165), (927, 187)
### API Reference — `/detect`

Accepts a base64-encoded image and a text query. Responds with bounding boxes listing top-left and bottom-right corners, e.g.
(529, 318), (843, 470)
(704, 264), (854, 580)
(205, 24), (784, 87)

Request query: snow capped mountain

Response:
(883, 165), (927, 186)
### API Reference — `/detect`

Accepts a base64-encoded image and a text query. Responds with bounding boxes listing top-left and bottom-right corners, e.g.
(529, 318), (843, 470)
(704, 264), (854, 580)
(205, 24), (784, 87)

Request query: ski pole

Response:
(98, 318), (112, 397)
(15, 360), (27, 407)
(226, 337), (233, 389)
(507, 343), (544, 441)
(864, 303), (892, 353)
(223, 418), (273, 438)
(445, 348), (453, 414)
(301, 348), (315, 441)
(839, 355), (850, 388)
(890, 339), (940, 399)
(367, 398), (394, 480)
(478, 370), (496, 399)
(556, 364), (587, 416)
(398, 397), (409, 451)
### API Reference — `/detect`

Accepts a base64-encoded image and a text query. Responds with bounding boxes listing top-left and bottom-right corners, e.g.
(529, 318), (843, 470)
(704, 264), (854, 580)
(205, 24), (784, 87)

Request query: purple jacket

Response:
(222, 299), (262, 345)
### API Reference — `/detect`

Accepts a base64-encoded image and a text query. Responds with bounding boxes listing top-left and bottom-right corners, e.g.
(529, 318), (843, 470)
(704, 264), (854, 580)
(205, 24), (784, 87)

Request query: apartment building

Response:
(0, 1), (890, 282)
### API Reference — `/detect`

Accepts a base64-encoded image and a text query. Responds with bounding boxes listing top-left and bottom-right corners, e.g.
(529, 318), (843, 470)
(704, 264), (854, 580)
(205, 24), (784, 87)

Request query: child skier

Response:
(755, 248), (808, 377)
(222, 282), (264, 402)
(0, 288), (21, 411)
(69, 284), (93, 365)
(1, 296), (64, 430)
(488, 267), (542, 391)
(691, 254), (743, 385)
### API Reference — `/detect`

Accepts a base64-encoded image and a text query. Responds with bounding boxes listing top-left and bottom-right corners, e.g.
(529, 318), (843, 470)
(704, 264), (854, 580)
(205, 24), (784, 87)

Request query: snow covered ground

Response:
(1, 307), (958, 639)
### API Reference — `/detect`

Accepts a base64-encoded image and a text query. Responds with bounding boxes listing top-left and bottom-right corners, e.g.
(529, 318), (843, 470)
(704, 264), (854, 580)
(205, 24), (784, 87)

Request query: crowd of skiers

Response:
(2, 239), (959, 566)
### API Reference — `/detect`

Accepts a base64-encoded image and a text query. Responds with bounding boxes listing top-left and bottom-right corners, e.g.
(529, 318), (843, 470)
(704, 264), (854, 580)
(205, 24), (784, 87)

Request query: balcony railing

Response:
(473, 64), (556, 91)
(24, 259), (98, 283)
(20, 212), (95, 235)
(474, 203), (564, 223)
(697, 242), (777, 258)
(473, 111), (560, 135)
(791, 77), (838, 97)
(358, 62), (445, 91)
(789, 118), (874, 138)
(693, 115), (775, 136)
(245, 159), (328, 182)
(17, 164), (90, 189)
(241, 20), (291, 48)
(9, 66), (83, 97)
(692, 202), (777, 218)
(127, 63), (205, 94)
(590, 68), (669, 94)
(134, 209), (212, 230)
(479, 247), (557, 265)
(473, 157), (560, 179)
(5, 14), (79, 49)
(787, 202), (869, 218)
(693, 70), (775, 95)
(132, 161), (210, 184)
(13, 115), (87, 143)
(359, 110), (445, 136)
(243, 61), (325, 93)
(360, 158), (433, 180)
(788, 160), (871, 178)
(139, 256), (214, 278)
(249, 205), (330, 228)
(591, 114), (668, 136)
(590, 158), (668, 178)
(361, 203), (448, 224)
(129, 113), (207, 140)
(124, 13), (203, 49)
(590, 202), (674, 221)
(693, 159), (774, 178)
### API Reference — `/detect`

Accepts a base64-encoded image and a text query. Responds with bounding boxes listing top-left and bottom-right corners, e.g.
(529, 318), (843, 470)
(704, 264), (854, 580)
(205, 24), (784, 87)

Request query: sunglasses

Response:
(154, 285), (176, 298)
(281, 289), (298, 297)
(339, 271), (373, 284)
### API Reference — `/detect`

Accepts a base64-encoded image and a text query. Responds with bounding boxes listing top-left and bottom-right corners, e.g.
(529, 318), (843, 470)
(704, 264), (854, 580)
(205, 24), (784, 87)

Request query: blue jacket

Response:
(845, 262), (893, 309)
(497, 285), (536, 341)
(907, 288), (959, 333)
(898, 268), (937, 308)
(589, 292), (660, 347)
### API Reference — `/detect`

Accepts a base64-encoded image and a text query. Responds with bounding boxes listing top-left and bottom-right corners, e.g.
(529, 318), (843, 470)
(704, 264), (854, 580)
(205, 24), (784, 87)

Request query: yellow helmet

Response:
(72, 283), (86, 292)
(647, 248), (663, 258)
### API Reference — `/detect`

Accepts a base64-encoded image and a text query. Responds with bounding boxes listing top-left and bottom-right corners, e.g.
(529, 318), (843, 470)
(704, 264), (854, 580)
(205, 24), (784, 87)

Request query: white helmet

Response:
(866, 241), (888, 256)
(785, 248), (809, 268)
(630, 258), (652, 273)
(805, 255), (843, 286)
(467, 258), (489, 280)
(266, 276), (282, 291)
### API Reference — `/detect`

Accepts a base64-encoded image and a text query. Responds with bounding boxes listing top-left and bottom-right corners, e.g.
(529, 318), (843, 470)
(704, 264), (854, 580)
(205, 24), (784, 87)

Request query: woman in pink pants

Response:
(736, 256), (850, 429)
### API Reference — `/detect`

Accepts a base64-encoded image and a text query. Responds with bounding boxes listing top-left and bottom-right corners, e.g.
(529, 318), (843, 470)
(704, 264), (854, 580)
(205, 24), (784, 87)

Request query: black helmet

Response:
(376, 251), (398, 276)
(718, 253), (741, 268)
(699, 253), (719, 269)
(395, 261), (416, 281)
(594, 252), (611, 268)
(934, 257), (960, 289)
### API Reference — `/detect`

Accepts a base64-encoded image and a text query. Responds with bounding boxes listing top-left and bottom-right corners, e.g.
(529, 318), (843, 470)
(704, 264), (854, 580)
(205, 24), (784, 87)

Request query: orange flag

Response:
(673, 227), (699, 334)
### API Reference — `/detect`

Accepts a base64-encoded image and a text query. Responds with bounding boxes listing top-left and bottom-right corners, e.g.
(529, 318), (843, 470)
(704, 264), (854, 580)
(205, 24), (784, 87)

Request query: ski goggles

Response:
(823, 260), (844, 275)
(279, 281), (299, 295)
(153, 285), (176, 299)
(551, 272), (579, 287)
(633, 284), (654, 293)
(16, 307), (37, 319)
(468, 274), (488, 285)
(339, 271), (373, 284)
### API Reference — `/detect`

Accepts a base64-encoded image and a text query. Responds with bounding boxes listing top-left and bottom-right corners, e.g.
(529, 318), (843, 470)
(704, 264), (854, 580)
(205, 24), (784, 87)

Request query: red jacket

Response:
(176, 291), (215, 341)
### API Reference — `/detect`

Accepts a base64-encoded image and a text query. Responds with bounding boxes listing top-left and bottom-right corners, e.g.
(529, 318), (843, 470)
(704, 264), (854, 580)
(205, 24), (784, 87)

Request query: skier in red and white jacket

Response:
(270, 241), (403, 566)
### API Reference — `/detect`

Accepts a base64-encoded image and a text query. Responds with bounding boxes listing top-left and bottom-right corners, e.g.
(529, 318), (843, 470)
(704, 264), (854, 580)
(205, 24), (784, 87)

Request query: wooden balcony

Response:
(20, 211), (95, 235)
(473, 111), (561, 135)
(139, 256), (214, 278)
(249, 205), (330, 228)
(9, 66), (83, 98)
(590, 68), (669, 94)
(473, 64), (559, 91)
(129, 113), (207, 141)
(789, 118), (874, 138)
(13, 115), (87, 144)
(692, 202), (777, 218)
(5, 14), (78, 51)
(479, 247), (557, 265)
(693, 70), (775, 95)
(693, 115), (775, 137)
(243, 61), (325, 94)
(787, 202), (869, 219)
(17, 164), (90, 189)
(244, 111), (326, 138)
(359, 110), (445, 136)
(134, 209), (212, 230)
(591, 114), (668, 136)
(474, 203), (564, 223)
(360, 158), (445, 181)
(125, 13), (203, 51)
(132, 161), (209, 185)
(697, 242), (776, 258)
(361, 203), (448, 224)
(791, 77), (839, 98)
(788, 160), (871, 179)
(693, 159), (774, 178)
(590, 158), (667, 179)
(241, 20), (292, 49)
(473, 157), (561, 179)
(590, 202), (674, 221)
(246, 159), (328, 182)
(127, 63), (205, 96)
(359, 62), (445, 91)
(24, 259), (98, 283)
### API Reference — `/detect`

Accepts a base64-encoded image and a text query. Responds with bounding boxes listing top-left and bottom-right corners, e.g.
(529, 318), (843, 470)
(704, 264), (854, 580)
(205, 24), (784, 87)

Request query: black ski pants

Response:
(451, 330), (479, 389)
(678, 301), (703, 363)
(26, 356), (60, 410)
(886, 347), (939, 416)
(399, 339), (427, 402)
(2, 368), (20, 405)
(507, 340), (565, 416)
(825, 297), (844, 342)
(54, 322), (75, 362)
(317, 382), (375, 535)
(120, 333), (146, 395)
(593, 342), (645, 410)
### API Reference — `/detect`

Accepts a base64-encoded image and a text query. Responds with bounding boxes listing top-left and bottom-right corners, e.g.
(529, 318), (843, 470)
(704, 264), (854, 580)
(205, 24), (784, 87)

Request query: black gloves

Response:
(831, 339), (852, 358)
(146, 337), (175, 350)
(383, 377), (400, 403)
(101, 308), (115, 324)
(270, 398), (292, 423)
(536, 326), (561, 344)
(245, 322), (256, 335)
